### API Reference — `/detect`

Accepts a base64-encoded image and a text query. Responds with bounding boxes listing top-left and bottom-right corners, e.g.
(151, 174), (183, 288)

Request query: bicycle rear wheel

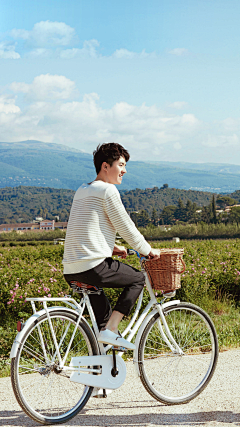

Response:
(11, 310), (99, 424)
(138, 302), (218, 404)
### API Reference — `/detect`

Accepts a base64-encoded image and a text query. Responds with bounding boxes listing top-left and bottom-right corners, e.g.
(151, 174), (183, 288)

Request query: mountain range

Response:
(1, 140), (240, 192)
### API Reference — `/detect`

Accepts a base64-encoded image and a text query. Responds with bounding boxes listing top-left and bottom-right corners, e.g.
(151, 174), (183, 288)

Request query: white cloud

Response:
(222, 117), (239, 132)
(59, 48), (81, 59)
(4, 74), (240, 161)
(7, 20), (158, 59)
(112, 48), (156, 59)
(112, 49), (136, 59)
(11, 29), (29, 40)
(168, 48), (189, 56)
(11, 21), (75, 47)
(0, 42), (20, 59)
(169, 101), (188, 110)
(59, 40), (99, 58)
(26, 48), (51, 57)
(203, 133), (239, 148)
(11, 74), (76, 100)
(174, 142), (182, 150)
(4, 75), (240, 162)
(57, 42), (157, 60)
(0, 94), (21, 115)
(2, 81), (202, 158)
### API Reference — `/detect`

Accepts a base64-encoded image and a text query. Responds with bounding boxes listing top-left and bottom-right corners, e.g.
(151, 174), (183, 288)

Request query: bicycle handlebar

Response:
(127, 248), (147, 261)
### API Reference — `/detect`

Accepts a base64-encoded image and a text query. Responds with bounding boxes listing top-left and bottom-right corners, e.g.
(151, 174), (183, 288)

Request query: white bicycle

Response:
(10, 250), (218, 425)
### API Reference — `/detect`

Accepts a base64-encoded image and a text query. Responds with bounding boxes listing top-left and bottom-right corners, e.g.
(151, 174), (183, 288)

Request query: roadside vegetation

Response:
(140, 222), (240, 240)
(0, 228), (65, 243)
(1, 239), (240, 377)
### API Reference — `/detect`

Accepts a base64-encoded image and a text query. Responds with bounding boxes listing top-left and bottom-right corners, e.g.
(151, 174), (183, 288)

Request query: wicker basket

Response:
(143, 248), (185, 291)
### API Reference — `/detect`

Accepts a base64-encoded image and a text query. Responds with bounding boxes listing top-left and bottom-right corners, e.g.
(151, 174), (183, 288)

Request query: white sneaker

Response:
(91, 388), (113, 398)
(98, 329), (135, 350)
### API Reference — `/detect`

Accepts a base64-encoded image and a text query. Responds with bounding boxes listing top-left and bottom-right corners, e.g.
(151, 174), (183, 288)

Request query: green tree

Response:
(185, 200), (197, 222)
(228, 207), (240, 225)
(151, 208), (158, 226)
(137, 210), (150, 227)
(160, 205), (176, 225)
(211, 195), (217, 224)
(174, 198), (186, 221)
(216, 196), (236, 209)
(130, 212), (139, 226)
(201, 206), (212, 224)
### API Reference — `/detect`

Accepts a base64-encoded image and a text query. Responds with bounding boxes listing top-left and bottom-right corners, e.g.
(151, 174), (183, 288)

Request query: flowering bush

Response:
(1, 239), (240, 362)
(170, 239), (240, 306)
(0, 245), (69, 325)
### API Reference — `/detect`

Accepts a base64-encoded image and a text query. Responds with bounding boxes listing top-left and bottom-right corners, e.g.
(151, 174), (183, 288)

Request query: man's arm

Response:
(113, 245), (161, 260)
(105, 187), (151, 256)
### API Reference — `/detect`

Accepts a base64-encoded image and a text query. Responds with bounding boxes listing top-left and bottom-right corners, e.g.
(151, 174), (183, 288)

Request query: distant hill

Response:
(228, 189), (240, 203)
(1, 183), (240, 225)
(0, 184), (222, 225)
(0, 140), (240, 192)
(120, 186), (216, 215)
(0, 186), (75, 224)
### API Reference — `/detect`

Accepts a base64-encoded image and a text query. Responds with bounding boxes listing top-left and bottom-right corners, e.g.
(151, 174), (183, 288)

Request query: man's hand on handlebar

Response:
(147, 248), (161, 260)
(114, 246), (161, 260)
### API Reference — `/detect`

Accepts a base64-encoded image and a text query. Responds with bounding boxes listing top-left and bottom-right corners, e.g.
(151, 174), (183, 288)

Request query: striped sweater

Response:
(63, 180), (151, 274)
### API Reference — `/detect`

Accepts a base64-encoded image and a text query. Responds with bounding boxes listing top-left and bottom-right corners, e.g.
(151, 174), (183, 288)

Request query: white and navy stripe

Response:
(63, 180), (151, 274)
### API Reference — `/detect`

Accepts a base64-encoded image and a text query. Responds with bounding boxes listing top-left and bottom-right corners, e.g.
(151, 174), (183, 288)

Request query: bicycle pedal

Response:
(92, 388), (112, 398)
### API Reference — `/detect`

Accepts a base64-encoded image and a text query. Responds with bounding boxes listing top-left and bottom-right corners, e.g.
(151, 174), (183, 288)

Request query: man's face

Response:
(106, 156), (127, 185)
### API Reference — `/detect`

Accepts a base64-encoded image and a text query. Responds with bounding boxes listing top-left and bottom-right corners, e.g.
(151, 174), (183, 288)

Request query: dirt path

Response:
(1, 349), (240, 427)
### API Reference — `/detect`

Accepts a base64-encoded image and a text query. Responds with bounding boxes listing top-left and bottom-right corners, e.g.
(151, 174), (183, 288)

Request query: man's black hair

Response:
(93, 142), (130, 174)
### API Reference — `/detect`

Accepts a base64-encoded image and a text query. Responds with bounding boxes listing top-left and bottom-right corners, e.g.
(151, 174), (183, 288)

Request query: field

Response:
(1, 239), (240, 377)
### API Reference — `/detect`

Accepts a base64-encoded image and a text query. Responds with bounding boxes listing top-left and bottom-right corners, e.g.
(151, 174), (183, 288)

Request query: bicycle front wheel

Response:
(138, 302), (218, 405)
(11, 310), (99, 425)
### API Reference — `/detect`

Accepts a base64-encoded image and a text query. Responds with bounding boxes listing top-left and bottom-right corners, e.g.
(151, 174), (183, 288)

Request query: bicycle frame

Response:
(17, 272), (181, 370)
(10, 251), (183, 378)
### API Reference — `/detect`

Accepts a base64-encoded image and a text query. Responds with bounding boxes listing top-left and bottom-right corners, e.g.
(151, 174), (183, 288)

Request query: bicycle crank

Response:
(69, 354), (127, 389)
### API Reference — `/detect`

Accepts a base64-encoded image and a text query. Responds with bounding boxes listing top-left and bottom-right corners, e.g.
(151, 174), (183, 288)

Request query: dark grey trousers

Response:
(64, 257), (145, 330)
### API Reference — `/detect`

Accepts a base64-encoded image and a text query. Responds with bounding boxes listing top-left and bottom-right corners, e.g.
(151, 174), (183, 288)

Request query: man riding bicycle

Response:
(63, 142), (159, 351)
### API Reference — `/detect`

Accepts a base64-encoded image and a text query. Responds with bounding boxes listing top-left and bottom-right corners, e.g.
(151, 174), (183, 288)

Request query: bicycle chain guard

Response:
(70, 355), (127, 390)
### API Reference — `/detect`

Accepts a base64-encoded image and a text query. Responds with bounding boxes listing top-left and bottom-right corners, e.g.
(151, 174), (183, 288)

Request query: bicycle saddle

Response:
(69, 281), (102, 294)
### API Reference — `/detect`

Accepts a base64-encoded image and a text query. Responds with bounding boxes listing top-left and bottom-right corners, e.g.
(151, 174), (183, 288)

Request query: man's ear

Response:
(102, 162), (109, 171)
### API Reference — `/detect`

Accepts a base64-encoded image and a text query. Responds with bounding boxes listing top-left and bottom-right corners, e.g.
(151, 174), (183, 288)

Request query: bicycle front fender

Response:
(133, 299), (180, 377)
(10, 306), (88, 359)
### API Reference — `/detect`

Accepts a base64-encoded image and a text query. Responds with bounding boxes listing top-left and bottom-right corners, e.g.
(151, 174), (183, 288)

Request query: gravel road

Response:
(1, 349), (240, 427)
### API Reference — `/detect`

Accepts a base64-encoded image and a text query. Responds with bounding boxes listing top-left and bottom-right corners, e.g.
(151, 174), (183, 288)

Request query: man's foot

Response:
(98, 329), (135, 350)
(91, 388), (113, 398)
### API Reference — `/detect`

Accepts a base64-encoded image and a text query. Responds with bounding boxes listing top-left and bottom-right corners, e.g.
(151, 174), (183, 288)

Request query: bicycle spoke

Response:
(139, 304), (218, 403)
(12, 311), (96, 423)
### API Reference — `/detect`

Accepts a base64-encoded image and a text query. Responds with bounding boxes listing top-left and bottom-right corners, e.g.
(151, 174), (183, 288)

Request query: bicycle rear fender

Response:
(133, 299), (180, 377)
(10, 306), (90, 359)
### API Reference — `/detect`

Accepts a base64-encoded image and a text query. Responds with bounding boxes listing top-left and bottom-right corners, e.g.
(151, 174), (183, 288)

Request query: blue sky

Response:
(1, 0), (240, 164)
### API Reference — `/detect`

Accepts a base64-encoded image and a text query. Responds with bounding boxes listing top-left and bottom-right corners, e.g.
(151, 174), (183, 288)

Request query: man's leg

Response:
(88, 291), (112, 331)
(64, 257), (145, 331)
(90, 257), (145, 329)
(64, 269), (113, 331)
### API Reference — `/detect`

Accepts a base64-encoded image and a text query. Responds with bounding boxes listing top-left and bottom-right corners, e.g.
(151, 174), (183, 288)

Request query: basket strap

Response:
(180, 257), (186, 274)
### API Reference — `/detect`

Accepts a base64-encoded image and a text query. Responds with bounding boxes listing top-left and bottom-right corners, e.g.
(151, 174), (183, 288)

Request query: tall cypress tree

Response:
(212, 195), (217, 224)
(151, 208), (158, 226)
(175, 198), (186, 221)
